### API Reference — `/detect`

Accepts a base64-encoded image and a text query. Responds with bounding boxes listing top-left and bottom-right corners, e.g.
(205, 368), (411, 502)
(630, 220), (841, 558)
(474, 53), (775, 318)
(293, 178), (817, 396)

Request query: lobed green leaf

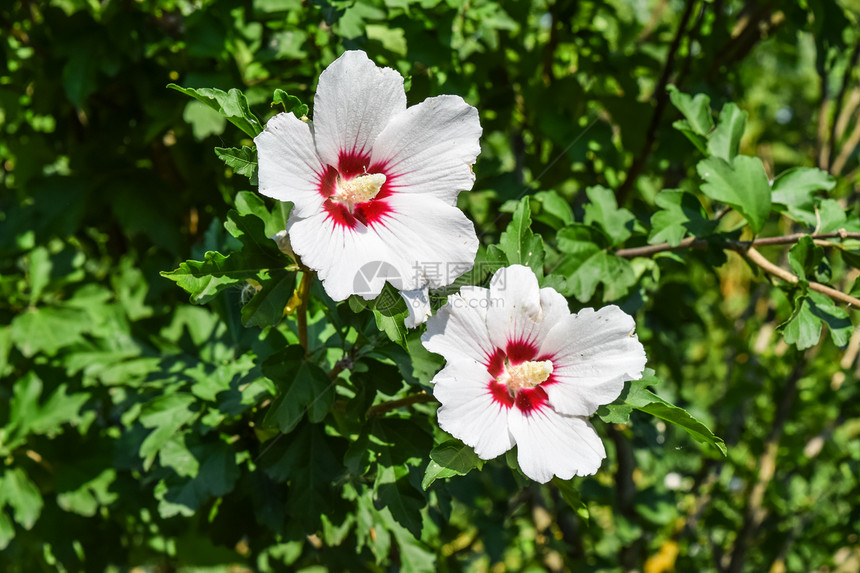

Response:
(697, 155), (771, 233)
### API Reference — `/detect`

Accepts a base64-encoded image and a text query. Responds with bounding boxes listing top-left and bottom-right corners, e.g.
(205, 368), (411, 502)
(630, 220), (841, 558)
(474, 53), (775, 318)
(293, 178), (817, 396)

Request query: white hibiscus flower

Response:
(254, 50), (482, 327)
(421, 265), (647, 483)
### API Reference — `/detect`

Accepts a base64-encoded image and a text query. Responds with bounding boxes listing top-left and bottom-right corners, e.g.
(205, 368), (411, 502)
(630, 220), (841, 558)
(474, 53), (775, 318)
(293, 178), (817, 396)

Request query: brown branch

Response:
(614, 230), (860, 259)
(817, 55), (833, 170)
(614, 232), (860, 308)
(831, 116), (860, 176)
(365, 392), (436, 418)
(616, 0), (697, 203)
(738, 246), (860, 307)
(828, 39), (860, 169)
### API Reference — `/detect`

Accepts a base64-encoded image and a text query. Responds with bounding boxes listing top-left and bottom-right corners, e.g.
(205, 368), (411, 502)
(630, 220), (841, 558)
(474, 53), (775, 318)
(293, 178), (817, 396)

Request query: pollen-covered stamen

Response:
(499, 359), (553, 393)
(334, 172), (386, 206)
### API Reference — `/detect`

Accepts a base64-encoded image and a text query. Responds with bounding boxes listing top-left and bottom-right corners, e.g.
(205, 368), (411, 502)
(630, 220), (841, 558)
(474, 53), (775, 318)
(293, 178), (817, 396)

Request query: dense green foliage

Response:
(2, 0), (860, 571)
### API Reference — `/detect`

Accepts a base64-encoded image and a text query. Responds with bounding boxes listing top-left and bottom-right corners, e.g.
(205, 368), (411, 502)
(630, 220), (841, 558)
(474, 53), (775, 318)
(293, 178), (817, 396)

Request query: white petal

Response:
(432, 360), (515, 460)
(312, 51), (406, 168)
(370, 193), (479, 291)
(370, 95), (482, 205)
(400, 287), (431, 328)
(287, 210), (389, 301)
(422, 286), (495, 364)
(539, 306), (647, 417)
(485, 265), (569, 356)
(508, 407), (606, 483)
(254, 112), (325, 218)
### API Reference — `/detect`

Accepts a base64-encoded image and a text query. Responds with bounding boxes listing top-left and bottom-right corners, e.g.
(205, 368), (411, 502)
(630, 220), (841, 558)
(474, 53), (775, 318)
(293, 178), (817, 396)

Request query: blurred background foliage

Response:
(2, 0), (860, 571)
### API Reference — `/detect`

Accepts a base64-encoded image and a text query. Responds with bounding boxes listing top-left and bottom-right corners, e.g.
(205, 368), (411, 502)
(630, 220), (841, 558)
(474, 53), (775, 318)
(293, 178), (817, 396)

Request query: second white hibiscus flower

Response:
(422, 265), (647, 483)
(254, 50), (482, 327)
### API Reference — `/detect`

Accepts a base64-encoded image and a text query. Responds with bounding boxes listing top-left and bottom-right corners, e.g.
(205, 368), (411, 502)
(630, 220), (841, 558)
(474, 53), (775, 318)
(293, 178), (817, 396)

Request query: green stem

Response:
(297, 271), (313, 355)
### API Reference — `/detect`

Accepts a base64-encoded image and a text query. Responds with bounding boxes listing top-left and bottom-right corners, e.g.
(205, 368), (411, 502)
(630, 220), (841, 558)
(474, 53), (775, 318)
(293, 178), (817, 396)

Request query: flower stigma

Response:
(334, 172), (386, 207)
(499, 359), (553, 393)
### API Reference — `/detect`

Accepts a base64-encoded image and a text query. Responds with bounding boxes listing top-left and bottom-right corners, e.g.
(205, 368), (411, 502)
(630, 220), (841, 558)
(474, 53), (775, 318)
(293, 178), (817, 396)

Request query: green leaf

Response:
(668, 85), (714, 136)
(648, 190), (716, 247)
(387, 515), (437, 573)
(183, 101), (226, 140)
(672, 120), (708, 154)
(156, 440), (241, 517)
(553, 224), (636, 302)
(138, 393), (199, 470)
(56, 468), (117, 517)
(596, 399), (634, 424)
(234, 190), (287, 239)
(261, 423), (346, 532)
(816, 199), (849, 233)
(167, 84), (263, 137)
(807, 291), (852, 347)
(499, 197), (545, 277)
(10, 306), (89, 357)
(161, 251), (252, 304)
(369, 284), (410, 349)
(62, 38), (99, 107)
(707, 103), (747, 162)
(5, 373), (88, 448)
(583, 186), (635, 246)
(787, 236), (825, 282)
(370, 418), (432, 537)
(781, 293), (821, 350)
(262, 349), (334, 433)
(530, 190), (574, 229)
(0, 511), (13, 551)
(272, 88), (309, 117)
(0, 467), (43, 530)
(422, 440), (484, 489)
(26, 246), (51, 306)
(626, 383), (727, 456)
(366, 24), (408, 56)
(215, 146), (258, 184)
(553, 478), (590, 522)
(161, 211), (287, 304)
(596, 374), (657, 425)
(697, 155), (771, 233)
(771, 167), (835, 226)
(29, 383), (89, 436)
(241, 269), (296, 328)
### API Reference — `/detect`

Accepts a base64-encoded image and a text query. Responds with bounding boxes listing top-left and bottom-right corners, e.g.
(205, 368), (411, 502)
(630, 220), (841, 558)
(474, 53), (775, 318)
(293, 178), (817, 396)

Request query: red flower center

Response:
(484, 340), (556, 414)
(317, 151), (395, 230)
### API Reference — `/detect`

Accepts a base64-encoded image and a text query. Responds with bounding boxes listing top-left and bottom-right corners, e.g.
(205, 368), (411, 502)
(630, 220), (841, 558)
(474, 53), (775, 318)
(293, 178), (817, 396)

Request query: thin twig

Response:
(365, 392), (436, 418)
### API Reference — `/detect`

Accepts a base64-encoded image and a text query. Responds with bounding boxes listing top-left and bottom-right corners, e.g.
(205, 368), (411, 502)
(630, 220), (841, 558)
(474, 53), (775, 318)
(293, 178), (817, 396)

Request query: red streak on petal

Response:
(338, 151), (371, 179)
(506, 338), (537, 365)
(318, 165), (338, 198)
(488, 380), (514, 409)
(485, 348), (505, 378)
(354, 199), (392, 227)
(515, 386), (549, 415)
(323, 201), (357, 230)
